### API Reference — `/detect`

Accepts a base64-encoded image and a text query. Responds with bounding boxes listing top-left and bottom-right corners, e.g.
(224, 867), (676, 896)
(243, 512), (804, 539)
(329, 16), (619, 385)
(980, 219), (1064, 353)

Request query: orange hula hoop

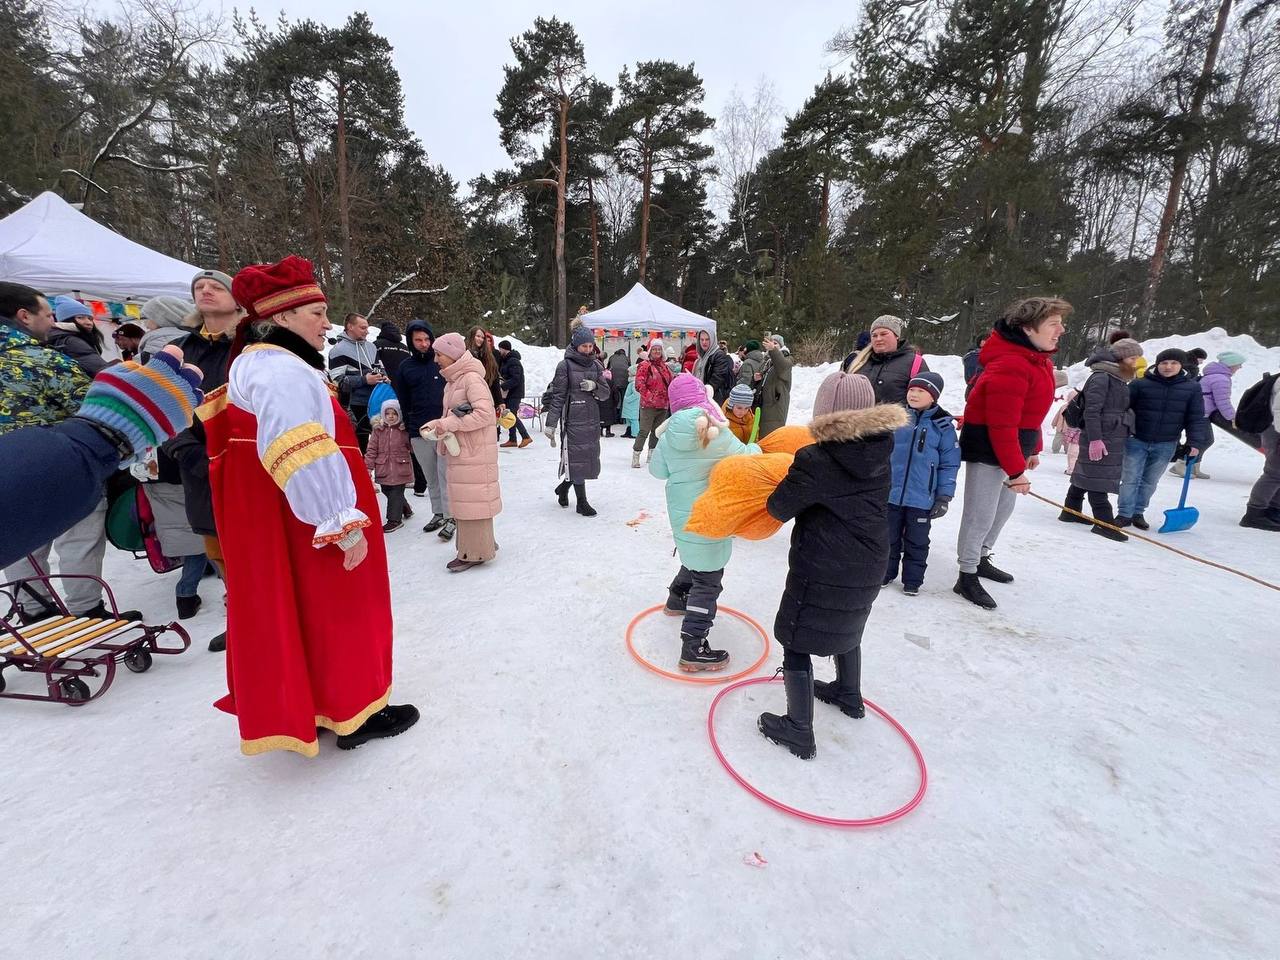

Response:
(625, 604), (772, 685)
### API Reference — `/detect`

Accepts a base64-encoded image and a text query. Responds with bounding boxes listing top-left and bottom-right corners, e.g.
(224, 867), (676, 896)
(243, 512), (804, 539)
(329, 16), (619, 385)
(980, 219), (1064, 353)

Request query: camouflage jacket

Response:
(0, 322), (90, 436)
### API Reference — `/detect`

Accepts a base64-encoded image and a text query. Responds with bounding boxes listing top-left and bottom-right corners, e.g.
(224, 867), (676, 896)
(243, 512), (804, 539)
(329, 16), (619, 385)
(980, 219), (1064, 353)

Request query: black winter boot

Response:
(1240, 506), (1280, 532)
(176, 595), (202, 620)
(207, 631), (227, 653)
(1115, 516), (1133, 528)
(1058, 509), (1092, 525)
(953, 572), (997, 609)
(576, 481), (593, 519)
(759, 667), (817, 760)
(1090, 501), (1128, 542)
(976, 556), (1014, 583)
(663, 590), (688, 616)
(555, 480), (571, 508)
(422, 513), (445, 533)
(1131, 513), (1150, 531)
(814, 648), (864, 719)
(335, 704), (420, 750)
(679, 634), (728, 672)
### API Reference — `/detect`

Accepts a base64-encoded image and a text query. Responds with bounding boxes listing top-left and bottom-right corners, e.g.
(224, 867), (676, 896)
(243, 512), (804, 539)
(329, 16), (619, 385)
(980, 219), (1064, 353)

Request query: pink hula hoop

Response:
(707, 675), (928, 827)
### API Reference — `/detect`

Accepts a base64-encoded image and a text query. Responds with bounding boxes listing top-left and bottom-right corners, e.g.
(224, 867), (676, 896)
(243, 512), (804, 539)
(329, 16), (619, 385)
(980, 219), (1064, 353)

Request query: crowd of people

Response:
(3, 267), (1278, 764)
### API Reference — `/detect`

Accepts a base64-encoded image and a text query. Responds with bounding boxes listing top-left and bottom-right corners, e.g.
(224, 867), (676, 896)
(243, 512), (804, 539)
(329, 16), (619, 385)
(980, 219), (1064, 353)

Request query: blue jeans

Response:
(1118, 439), (1178, 517)
(175, 553), (207, 598)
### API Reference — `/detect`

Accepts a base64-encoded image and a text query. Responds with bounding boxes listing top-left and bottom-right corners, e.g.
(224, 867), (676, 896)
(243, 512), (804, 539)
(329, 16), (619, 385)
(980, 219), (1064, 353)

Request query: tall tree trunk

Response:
(285, 93), (331, 288)
(336, 78), (354, 306)
(1138, 0), (1234, 329)
(818, 172), (831, 234)
(554, 98), (569, 346)
(587, 174), (601, 308)
(638, 117), (652, 283)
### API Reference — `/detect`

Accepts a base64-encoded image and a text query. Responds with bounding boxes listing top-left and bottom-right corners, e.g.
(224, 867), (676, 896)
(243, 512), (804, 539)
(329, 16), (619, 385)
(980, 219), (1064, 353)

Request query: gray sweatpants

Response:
(6, 495), (107, 612)
(410, 435), (450, 518)
(1247, 428), (1280, 511)
(956, 462), (1018, 574)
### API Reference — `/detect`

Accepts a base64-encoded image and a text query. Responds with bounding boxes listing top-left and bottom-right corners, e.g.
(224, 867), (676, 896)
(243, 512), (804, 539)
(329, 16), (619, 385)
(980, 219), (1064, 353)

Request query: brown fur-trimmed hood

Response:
(809, 403), (909, 443)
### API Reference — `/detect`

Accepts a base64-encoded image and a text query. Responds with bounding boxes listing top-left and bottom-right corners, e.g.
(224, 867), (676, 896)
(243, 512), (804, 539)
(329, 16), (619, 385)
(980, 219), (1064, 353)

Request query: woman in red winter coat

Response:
(632, 339), (674, 468)
(954, 296), (1071, 609)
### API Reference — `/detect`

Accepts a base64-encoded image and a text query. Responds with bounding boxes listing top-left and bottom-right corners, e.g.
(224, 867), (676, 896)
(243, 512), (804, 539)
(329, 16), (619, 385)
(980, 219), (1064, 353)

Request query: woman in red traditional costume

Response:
(197, 255), (418, 756)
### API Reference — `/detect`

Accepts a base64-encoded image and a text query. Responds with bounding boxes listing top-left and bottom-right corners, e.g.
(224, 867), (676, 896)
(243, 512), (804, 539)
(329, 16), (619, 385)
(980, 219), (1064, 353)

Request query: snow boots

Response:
(953, 572), (997, 609)
(1239, 506), (1280, 532)
(574, 482), (597, 517)
(176, 595), (202, 620)
(976, 555), (1013, 583)
(335, 704), (420, 750)
(1090, 501), (1128, 542)
(814, 648), (864, 719)
(664, 589), (688, 617)
(555, 479), (571, 507)
(631, 450), (641, 469)
(438, 518), (457, 542)
(422, 513), (445, 533)
(1131, 513), (1150, 531)
(1171, 460), (1210, 480)
(758, 666), (817, 760)
(207, 631), (227, 653)
(1058, 508), (1092, 525)
(679, 634), (728, 672)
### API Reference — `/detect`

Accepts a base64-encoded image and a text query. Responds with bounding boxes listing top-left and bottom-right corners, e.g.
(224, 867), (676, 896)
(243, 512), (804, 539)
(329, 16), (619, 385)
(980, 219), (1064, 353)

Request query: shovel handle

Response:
(1176, 455), (1197, 509)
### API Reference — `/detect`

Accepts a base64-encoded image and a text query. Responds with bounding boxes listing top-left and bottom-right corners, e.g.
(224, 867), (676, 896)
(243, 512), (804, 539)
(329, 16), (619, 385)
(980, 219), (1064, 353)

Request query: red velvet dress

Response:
(199, 343), (393, 757)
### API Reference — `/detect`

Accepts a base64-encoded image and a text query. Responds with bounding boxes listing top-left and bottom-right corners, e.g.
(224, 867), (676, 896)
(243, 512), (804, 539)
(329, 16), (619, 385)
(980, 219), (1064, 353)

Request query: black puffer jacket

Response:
(766, 403), (908, 656)
(545, 347), (611, 482)
(1070, 348), (1133, 494)
(393, 320), (446, 435)
(498, 349), (525, 405)
(842, 343), (929, 406)
(46, 323), (109, 377)
(161, 327), (233, 535)
(374, 324), (412, 381)
(1129, 368), (1210, 446)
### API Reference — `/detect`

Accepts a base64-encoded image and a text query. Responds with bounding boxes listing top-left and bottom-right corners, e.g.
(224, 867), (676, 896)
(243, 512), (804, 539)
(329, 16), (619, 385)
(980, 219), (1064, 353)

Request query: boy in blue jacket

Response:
(884, 372), (960, 595)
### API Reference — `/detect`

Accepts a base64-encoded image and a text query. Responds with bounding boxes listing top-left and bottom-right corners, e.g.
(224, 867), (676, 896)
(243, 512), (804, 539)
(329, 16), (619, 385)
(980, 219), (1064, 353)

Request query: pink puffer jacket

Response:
(364, 421), (414, 486)
(428, 351), (503, 520)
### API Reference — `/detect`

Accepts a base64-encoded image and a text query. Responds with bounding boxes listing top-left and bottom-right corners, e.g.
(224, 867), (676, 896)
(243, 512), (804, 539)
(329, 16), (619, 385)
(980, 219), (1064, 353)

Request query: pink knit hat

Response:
(667, 372), (725, 423)
(813, 372), (875, 417)
(433, 331), (466, 360)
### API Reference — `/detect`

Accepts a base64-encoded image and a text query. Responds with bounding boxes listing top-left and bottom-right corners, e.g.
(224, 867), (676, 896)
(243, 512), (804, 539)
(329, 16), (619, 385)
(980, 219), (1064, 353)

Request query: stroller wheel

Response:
(124, 648), (153, 674)
(58, 677), (90, 703)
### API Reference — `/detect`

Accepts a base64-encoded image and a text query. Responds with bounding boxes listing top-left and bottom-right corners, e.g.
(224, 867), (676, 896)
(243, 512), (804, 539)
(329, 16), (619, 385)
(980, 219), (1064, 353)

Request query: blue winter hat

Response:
(1217, 350), (1246, 367)
(570, 324), (596, 348)
(55, 299), (93, 323)
(728, 384), (755, 407)
(909, 371), (944, 400)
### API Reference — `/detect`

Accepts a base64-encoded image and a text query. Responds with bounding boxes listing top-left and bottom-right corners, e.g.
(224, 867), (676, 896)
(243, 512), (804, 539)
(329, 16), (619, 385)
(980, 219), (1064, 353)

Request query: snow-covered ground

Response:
(6, 330), (1279, 959)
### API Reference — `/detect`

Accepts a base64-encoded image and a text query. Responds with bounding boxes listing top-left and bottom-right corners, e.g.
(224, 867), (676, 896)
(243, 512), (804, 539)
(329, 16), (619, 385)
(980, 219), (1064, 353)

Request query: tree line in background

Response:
(1, 0), (1276, 360)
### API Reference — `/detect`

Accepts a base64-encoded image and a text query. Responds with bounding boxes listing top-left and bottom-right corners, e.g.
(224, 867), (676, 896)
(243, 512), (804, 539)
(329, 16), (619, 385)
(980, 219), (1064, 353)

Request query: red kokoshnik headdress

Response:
(229, 255), (328, 359)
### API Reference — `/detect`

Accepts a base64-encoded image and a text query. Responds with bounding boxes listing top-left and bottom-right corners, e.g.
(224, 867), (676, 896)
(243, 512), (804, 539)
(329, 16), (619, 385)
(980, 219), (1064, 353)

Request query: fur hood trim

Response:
(809, 403), (909, 443)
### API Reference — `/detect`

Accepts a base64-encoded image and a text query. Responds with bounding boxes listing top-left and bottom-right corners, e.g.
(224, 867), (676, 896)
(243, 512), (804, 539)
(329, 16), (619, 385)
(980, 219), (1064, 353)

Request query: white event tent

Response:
(0, 191), (199, 301)
(581, 283), (715, 357)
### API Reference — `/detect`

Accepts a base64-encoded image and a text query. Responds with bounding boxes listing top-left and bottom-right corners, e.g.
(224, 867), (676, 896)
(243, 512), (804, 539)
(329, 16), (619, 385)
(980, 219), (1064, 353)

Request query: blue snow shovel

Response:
(1159, 456), (1200, 533)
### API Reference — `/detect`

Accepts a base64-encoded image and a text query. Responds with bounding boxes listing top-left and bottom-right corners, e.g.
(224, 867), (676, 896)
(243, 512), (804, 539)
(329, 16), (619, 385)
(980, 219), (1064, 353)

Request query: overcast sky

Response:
(243, 1), (851, 186)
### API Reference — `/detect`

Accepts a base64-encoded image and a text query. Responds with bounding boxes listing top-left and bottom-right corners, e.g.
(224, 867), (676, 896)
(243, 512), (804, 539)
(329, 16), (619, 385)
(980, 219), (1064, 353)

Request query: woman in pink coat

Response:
(423, 332), (502, 572)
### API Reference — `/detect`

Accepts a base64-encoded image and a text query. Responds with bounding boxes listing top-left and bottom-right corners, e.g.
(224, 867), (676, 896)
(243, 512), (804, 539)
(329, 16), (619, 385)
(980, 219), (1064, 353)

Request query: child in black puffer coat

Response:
(758, 371), (908, 760)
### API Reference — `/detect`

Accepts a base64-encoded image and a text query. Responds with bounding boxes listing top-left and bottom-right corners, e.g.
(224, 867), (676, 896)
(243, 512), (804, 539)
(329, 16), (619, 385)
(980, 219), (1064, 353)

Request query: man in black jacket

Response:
(395, 320), (451, 537)
(693, 329), (735, 405)
(497, 339), (530, 448)
(374, 321), (412, 382)
(162, 268), (239, 651)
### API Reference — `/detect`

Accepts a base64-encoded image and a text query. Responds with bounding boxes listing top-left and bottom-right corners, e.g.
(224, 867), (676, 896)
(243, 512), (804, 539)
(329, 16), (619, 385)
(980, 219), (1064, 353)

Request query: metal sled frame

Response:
(0, 557), (190, 705)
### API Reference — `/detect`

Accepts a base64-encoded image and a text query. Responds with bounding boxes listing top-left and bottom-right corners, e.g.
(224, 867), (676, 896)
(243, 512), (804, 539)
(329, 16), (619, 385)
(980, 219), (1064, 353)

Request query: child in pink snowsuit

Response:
(1051, 388), (1081, 474)
(364, 397), (415, 532)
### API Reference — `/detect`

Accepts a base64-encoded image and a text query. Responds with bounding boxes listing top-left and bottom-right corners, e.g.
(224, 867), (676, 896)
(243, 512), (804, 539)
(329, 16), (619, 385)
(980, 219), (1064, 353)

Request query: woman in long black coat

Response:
(757, 371), (908, 760)
(1062, 338), (1142, 541)
(544, 325), (612, 516)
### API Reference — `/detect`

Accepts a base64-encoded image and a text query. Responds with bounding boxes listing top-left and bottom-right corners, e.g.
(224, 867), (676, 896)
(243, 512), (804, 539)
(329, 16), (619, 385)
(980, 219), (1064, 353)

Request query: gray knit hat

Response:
(191, 269), (234, 299)
(1110, 338), (1143, 360)
(765, 332), (786, 350)
(141, 295), (194, 330)
(870, 315), (903, 338)
(728, 383), (755, 407)
(813, 372), (875, 417)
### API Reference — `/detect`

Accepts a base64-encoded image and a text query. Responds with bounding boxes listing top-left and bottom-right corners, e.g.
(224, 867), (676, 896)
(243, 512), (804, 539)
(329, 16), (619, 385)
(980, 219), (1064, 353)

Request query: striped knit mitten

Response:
(76, 351), (204, 464)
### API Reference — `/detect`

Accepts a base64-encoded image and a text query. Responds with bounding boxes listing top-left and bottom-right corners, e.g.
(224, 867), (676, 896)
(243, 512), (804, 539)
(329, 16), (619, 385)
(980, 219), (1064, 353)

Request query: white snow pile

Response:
(6, 329), (1278, 960)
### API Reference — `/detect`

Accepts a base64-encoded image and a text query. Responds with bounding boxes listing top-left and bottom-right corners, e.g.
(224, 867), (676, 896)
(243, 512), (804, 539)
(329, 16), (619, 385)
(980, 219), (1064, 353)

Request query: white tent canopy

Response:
(0, 191), (200, 301)
(582, 283), (716, 338)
